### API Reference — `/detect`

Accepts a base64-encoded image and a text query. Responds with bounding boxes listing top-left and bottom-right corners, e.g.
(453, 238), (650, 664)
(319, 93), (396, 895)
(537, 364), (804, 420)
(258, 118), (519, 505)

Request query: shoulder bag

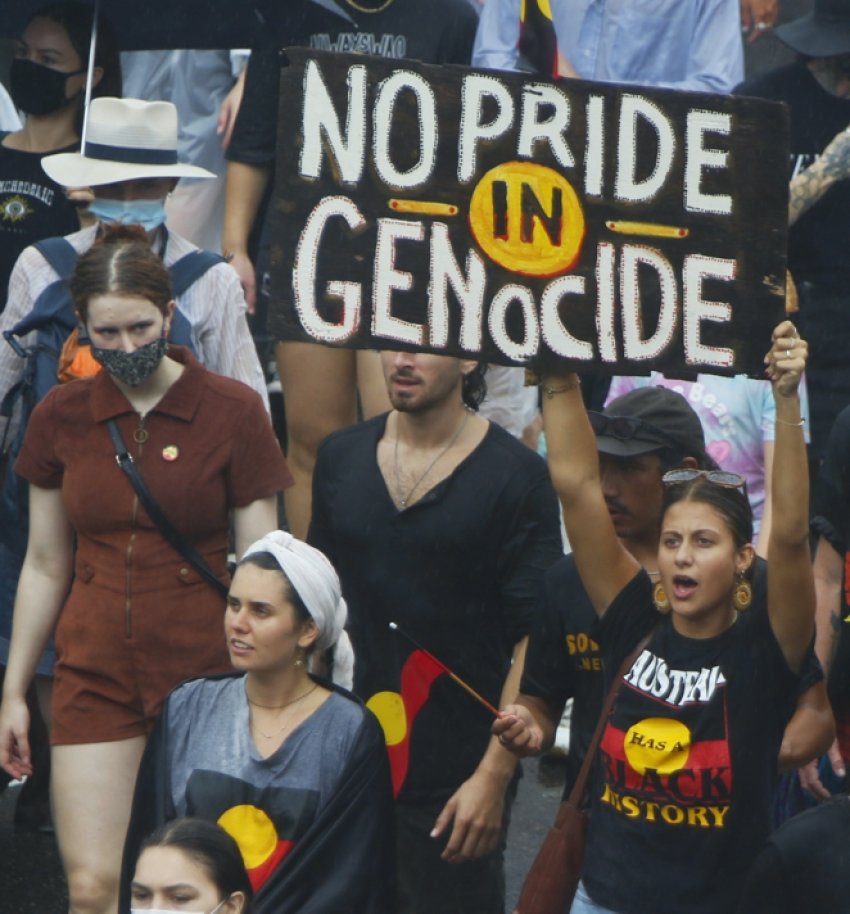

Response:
(107, 418), (229, 599)
(512, 632), (652, 914)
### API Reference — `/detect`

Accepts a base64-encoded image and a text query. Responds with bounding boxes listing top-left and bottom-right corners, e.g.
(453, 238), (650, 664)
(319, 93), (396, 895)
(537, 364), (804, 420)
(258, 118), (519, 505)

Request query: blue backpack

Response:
(0, 236), (223, 559)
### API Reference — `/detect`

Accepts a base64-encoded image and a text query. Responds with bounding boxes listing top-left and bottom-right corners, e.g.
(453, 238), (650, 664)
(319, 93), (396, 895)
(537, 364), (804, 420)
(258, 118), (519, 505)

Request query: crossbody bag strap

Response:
(564, 629), (653, 810)
(106, 419), (229, 599)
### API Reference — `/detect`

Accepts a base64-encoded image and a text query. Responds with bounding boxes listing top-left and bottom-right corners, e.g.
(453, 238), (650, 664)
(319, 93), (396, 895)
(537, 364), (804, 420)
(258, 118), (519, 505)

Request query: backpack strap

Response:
(168, 249), (225, 297)
(166, 250), (225, 352)
(33, 237), (79, 281)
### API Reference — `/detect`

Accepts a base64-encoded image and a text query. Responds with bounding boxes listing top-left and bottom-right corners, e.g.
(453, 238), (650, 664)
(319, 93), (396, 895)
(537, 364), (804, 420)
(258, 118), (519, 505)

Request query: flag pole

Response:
(80, 0), (101, 152)
(389, 622), (500, 718)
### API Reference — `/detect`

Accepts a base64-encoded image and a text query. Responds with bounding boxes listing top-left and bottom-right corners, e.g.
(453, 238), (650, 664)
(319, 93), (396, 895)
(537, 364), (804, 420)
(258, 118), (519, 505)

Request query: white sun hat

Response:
(41, 97), (215, 188)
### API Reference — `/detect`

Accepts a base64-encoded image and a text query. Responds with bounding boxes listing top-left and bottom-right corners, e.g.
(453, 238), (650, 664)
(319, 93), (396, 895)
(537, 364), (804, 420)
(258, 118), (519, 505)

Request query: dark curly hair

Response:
(462, 363), (487, 411)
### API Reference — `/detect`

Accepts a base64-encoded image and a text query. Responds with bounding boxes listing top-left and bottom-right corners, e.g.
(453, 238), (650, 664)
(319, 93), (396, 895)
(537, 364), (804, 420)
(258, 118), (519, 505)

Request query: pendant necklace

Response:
(394, 411), (469, 509)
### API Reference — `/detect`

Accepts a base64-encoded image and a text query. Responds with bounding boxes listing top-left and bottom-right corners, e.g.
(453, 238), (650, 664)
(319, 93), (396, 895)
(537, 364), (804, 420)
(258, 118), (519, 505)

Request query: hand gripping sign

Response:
(267, 48), (789, 377)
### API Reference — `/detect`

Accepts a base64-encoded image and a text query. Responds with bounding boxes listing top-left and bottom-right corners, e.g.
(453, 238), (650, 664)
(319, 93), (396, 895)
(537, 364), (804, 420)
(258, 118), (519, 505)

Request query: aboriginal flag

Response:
(120, 675), (396, 914)
(519, 0), (559, 78)
(184, 770), (316, 891)
(600, 678), (733, 803)
(367, 649), (446, 797)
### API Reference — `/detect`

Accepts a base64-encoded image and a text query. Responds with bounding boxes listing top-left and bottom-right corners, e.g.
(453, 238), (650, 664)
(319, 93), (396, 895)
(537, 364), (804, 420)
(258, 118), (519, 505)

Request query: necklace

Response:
(247, 683), (318, 711)
(249, 683), (319, 740)
(344, 0), (396, 12)
(393, 411), (469, 509)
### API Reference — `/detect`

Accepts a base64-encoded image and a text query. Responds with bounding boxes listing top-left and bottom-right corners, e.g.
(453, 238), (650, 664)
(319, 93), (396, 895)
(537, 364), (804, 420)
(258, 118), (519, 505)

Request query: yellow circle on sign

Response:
(622, 717), (691, 775)
(218, 805), (278, 869)
(367, 690), (407, 746)
(468, 161), (585, 277)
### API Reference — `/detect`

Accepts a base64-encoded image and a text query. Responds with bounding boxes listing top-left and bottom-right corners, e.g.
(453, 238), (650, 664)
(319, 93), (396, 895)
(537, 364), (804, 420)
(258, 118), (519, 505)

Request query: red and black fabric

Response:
(518, 0), (559, 77)
(120, 675), (396, 914)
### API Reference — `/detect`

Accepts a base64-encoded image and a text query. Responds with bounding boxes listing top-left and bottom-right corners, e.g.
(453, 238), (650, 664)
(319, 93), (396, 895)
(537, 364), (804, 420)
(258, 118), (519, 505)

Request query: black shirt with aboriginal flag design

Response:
(582, 570), (800, 914)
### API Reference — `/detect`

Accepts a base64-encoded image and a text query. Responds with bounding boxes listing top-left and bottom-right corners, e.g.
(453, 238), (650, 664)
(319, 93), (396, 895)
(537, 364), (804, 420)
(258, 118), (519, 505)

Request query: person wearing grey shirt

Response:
(121, 532), (394, 914)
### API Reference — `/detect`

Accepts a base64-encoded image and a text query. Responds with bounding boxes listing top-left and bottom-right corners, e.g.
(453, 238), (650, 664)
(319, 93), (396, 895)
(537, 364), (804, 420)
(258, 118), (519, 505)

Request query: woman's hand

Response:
(491, 704), (545, 758)
(764, 319), (807, 398)
(0, 695), (32, 779)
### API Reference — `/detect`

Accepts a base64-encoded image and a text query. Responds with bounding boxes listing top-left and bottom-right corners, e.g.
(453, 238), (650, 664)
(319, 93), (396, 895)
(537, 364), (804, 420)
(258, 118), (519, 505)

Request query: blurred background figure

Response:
(0, 1), (121, 310)
(737, 795), (850, 914)
(223, 0), (480, 538)
(121, 49), (249, 252)
(0, 83), (21, 132)
(737, 0), (850, 493)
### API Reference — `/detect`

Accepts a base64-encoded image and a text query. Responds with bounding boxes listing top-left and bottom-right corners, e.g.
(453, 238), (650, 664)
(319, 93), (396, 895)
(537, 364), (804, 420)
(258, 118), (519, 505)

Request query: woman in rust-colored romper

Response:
(0, 226), (291, 914)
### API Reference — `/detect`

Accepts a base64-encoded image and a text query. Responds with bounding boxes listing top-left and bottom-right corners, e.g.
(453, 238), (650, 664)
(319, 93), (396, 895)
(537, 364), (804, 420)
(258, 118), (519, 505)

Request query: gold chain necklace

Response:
(248, 684), (318, 739)
(393, 411), (469, 509)
(344, 0), (396, 12)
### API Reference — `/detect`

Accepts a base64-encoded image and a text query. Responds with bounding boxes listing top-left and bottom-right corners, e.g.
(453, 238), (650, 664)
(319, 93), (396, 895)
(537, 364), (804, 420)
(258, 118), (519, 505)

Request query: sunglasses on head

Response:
(662, 468), (747, 494)
(588, 412), (676, 447)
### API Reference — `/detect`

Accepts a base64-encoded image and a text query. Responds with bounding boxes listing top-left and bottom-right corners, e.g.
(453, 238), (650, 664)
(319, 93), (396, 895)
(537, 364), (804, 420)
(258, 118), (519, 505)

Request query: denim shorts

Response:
(570, 881), (621, 914)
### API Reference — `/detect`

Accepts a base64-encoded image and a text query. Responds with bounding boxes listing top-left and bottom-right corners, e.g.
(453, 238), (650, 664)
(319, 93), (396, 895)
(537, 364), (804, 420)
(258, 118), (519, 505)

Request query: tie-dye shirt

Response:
(607, 374), (810, 539)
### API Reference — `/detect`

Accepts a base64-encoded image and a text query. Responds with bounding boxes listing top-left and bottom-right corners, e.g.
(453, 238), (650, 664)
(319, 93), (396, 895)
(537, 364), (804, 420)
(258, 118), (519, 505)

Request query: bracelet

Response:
(775, 416), (805, 428)
(524, 369), (582, 397)
(542, 378), (582, 399)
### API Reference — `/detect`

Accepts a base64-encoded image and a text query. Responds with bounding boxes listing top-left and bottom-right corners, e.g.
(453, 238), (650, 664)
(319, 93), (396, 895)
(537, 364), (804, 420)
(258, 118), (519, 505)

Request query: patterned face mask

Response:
(90, 335), (169, 387)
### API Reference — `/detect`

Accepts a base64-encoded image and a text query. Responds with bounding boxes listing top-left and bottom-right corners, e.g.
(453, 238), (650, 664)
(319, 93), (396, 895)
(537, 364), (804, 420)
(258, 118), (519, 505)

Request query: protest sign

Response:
(267, 48), (789, 376)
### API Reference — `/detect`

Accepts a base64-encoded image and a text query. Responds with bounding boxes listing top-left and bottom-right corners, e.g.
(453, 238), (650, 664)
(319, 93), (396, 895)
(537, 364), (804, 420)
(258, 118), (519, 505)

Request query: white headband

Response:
(242, 531), (347, 654)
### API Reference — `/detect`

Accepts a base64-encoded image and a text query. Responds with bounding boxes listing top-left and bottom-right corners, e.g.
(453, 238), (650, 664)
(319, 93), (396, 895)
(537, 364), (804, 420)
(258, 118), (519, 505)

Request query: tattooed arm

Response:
(789, 127), (850, 225)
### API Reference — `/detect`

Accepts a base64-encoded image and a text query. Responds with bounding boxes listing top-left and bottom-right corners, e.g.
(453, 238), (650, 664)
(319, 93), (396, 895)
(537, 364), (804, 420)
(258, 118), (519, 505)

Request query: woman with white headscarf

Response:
(121, 532), (395, 914)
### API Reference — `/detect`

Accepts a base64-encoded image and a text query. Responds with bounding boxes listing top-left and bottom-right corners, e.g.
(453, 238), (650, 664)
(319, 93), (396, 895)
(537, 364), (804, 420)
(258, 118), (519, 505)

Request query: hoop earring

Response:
(653, 582), (670, 612)
(733, 574), (752, 612)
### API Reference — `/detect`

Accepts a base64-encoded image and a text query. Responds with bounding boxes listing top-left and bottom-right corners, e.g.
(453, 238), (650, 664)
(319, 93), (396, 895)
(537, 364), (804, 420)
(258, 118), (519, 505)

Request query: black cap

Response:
(775, 0), (850, 58)
(596, 387), (707, 459)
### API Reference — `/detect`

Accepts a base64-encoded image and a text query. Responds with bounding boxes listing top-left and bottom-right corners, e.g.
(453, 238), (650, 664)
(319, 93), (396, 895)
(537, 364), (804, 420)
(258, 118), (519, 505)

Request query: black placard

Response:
(268, 48), (789, 377)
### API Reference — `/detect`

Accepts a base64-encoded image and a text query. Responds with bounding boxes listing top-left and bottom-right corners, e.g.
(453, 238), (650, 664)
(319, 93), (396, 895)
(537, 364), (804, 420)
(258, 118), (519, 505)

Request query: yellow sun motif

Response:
(623, 717), (692, 775)
(218, 804), (279, 869)
(1, 195), (32, 223)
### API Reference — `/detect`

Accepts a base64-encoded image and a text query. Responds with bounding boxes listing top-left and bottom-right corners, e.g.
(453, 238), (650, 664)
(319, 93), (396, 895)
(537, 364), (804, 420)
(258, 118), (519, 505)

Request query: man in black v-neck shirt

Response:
(309, 350), (561, 914)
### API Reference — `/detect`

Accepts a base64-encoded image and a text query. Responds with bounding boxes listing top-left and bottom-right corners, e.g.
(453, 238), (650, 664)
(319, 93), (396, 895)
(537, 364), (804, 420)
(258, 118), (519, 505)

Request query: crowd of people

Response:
(0, 1), (849, 913)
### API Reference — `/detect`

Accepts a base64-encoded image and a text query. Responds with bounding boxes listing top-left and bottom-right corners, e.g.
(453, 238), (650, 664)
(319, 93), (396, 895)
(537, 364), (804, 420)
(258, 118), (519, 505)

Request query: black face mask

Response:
(9, 58), (84, 116)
